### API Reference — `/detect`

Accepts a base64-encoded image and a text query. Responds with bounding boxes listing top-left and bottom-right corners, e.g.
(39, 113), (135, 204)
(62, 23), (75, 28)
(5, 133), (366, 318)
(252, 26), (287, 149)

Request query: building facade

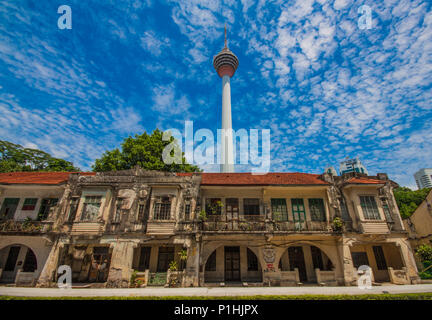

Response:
(404, 189), (432, 251)
(0, 172), (90, 285)
(414, 168), (432, 190)
(0, 169), (420, 287)
(339, 157), (369, 176)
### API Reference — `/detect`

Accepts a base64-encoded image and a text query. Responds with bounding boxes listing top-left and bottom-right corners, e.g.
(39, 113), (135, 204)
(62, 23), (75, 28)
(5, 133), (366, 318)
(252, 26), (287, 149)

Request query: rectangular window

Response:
(0, 198), (20, 220)
(291, 198), (306, 222)
(351, 252), (369, 269)
(206, 198), (222, 215)
(340, 197), (351, 221)
(205, 250), (217, 271)
(157, 246), (174, 272)
(113, 198), (124, 223)
(154, 197), (171, 220)
(81, 196), (102, 221)
(68, 197), (79, 222)
(37, 198), (58, 221)
(138, 203), (146, 221)
(271, 198), (288, 221)
(373, 246), (388, 270)
(382, 201), (393, 222)
(22, 198), (37, 211)
(243, 198), (260, 215)
(309, 198), (326, 222)
(184, 198), (191, 220)
(359, 196), (380, 220)
(247, 248), (259, 271)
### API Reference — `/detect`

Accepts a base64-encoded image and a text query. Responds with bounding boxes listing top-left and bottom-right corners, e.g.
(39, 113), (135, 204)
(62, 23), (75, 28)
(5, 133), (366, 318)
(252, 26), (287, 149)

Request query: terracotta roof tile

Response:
(346, 177), (384, 184)
(177, 172), (328, 185)
(0, 172), (95, 185)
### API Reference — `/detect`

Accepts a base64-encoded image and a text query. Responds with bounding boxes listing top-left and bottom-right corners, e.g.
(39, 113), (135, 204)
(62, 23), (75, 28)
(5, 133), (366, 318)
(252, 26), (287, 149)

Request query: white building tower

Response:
(213, 26), (239, 173)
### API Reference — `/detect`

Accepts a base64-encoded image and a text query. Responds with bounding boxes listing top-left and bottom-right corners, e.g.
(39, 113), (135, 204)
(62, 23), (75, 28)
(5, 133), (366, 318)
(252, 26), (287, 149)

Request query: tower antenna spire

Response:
(224, 23), (227, 48)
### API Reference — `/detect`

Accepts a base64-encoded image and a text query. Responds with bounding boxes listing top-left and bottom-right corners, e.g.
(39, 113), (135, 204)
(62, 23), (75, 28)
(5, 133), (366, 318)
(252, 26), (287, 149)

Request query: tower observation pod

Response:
(213, 26), (239, 173)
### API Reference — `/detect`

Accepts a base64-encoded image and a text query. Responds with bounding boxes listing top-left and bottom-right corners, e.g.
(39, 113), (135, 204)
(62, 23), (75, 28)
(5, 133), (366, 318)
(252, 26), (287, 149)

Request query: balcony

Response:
(202, 215), (267, 232)
(176, 216), (333, 233)
(273, 220), (330, 232)
(0, 219), (52, 233)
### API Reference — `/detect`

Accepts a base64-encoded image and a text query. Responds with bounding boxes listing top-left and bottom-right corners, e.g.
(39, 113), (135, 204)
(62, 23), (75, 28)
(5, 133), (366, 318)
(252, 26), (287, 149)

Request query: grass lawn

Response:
(1, 293), (432, 300)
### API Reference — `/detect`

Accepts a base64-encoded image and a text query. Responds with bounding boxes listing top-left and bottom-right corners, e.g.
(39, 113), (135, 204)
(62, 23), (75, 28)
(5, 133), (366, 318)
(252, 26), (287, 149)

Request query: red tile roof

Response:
(177, 172), (328, 186)
(0, 172), (95, 185)
(346, 177), (384, 184)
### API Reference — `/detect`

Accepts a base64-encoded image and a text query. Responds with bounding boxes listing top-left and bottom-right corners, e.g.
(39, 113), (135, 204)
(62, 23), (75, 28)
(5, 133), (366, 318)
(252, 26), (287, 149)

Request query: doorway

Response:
(288, 246), (307, 282)
(225, 246), (240, 281)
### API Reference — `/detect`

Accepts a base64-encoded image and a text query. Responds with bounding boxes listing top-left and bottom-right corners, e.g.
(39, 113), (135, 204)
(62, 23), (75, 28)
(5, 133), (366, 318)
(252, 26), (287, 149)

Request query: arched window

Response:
(247, 248), (258, 271)
(205, 251), (216, 271)
(23, 248), (37, 272)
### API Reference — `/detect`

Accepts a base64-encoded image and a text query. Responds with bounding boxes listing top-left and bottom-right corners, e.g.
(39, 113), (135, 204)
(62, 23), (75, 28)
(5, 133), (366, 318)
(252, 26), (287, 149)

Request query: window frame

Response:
(308, 198), (326, 222)
(184, 198), (191, 220)
(68, 197), (80, 222)
(153, 196), (172, 220)
(243, 198), (260, 215)
(359, 195), (381, 220)
(80, 195), (102, 222)
(22, 198), (38, 211)
(271, 198), (288, 221)
(291, 198), (306, 223)
(37, 198), (58, 221)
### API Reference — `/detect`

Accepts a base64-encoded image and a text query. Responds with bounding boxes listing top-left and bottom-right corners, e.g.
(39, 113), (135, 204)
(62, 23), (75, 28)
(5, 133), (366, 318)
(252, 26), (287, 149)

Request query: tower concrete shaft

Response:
(221, 75), (234, 173)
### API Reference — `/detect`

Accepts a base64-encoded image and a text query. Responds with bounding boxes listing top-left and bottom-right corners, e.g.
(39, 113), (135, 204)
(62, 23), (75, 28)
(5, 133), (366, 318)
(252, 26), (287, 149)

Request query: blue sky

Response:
(0, 0), (431, 188)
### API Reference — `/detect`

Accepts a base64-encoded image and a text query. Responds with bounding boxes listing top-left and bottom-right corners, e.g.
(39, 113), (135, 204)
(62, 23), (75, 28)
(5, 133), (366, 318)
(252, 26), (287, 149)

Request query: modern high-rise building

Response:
(213, 26), (239, 173)
(339, 157), (369, 175)
(414, 168), (432, 189)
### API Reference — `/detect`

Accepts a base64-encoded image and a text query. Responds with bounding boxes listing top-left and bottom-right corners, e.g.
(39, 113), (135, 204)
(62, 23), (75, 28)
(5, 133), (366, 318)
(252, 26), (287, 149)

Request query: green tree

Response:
(394, 187), (432, 219)
(0, 140), (79, 172)
(92, 129), (201, 173)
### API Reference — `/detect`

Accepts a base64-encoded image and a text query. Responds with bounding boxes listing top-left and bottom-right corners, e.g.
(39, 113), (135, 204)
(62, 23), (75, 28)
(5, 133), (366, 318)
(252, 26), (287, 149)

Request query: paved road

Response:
(1, 284), (432, 297)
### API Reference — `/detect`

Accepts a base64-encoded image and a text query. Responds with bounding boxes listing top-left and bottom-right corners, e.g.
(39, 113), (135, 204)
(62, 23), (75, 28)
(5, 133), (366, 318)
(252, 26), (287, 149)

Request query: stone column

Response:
(37, 239), (63, 288)
(395, 239), (420, 283)
(106, 241), (136, 288)
(338, 237), (356, 286)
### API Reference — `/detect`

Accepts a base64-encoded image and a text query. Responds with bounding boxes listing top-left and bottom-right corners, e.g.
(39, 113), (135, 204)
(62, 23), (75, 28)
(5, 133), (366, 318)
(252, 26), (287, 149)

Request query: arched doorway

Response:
(204, 245), (262, 284)
(278, 245), (334, 283)
(0, 244), (37, 283)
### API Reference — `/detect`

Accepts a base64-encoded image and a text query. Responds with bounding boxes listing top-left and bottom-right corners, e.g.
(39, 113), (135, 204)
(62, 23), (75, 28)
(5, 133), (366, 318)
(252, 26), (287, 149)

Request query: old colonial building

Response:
(404, 189), (432, 253)
(0, 172), (93, 285)
(0, 169), (419, 287)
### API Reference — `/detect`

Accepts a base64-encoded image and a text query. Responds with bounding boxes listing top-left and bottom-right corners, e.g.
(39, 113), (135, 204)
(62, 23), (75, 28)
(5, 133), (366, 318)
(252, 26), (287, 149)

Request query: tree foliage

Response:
(394, 187), (432, 219)
(0, 140), (79, 173)
(416, 244), (432, 262)
(92, 129), (201, 173)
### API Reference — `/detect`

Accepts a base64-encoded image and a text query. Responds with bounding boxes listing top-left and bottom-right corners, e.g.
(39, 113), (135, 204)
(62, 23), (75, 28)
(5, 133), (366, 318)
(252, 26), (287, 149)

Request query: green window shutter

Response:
(291, 198), (305, 222)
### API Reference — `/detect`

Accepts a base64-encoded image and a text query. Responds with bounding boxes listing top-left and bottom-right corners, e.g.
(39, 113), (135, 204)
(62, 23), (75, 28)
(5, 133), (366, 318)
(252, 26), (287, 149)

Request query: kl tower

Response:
(213, 25), (239, 173)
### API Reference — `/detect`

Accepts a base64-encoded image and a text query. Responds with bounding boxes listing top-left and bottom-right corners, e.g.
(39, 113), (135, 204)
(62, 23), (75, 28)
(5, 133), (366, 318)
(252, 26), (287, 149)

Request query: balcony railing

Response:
(273, 220), (329, 232)
(0, 219), (51, 233)
(202, 214), (267, 232)
(176, 216), (332, 233)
